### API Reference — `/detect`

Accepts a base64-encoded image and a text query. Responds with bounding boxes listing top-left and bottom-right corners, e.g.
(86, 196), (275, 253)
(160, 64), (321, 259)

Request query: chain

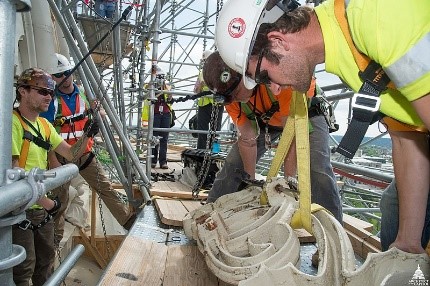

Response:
(93, 145), (112, 259)
(191, 102), (221, 198)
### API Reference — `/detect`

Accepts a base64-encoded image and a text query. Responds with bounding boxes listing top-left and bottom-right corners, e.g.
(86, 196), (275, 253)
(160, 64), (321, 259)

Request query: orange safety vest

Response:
(57, 95), (93, 153)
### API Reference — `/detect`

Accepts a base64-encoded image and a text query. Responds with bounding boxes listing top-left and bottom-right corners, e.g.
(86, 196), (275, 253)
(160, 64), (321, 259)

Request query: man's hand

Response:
(83, 119), (99, 137)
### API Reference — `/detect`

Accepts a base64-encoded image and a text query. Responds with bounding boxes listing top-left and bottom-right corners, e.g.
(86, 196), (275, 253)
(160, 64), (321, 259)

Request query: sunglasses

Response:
(52, 69), (72, 78)
(30, 86), (54, 97)
(255, 50), (271, 85)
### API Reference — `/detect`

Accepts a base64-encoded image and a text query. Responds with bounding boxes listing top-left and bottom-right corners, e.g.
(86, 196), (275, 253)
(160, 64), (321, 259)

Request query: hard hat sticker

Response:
(228, 18), (246, 38)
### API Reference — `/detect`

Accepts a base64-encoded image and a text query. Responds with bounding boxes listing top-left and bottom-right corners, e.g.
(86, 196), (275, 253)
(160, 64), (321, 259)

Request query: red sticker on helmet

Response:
(228, 18), (246, 38)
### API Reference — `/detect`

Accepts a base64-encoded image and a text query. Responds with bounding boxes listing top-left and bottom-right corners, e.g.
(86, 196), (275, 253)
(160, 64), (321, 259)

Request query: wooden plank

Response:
(345, 229), (380, 259)
(181, 200), (204, 213)
(154, 199), (189, 226)
(343, 214), (374, 232)
(99, 239), (168, 285)
(294, 228), (316, 243)
(163, 245), (219, 286)
(343, 223), (381, 250)
(150, 189), (208, 200)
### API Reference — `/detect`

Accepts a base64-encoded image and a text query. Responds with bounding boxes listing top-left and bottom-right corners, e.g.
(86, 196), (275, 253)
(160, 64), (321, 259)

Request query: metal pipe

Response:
(0, 0), (19, 282)
(43, 244), (85, 286)
(343, 208), (380, 213)
(145, 0), (162, 178)
(160, 28), (214, 39)
(0, 164), (79, 217)
(331, 161), (393, 183)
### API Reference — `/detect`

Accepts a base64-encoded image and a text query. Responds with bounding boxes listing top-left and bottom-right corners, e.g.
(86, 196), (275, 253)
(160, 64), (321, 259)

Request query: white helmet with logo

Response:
(215, 0), (289, 89)
(48, 53), (73, 75)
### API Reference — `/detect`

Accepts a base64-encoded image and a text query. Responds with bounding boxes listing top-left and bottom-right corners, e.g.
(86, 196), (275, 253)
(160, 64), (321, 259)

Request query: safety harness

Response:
(14, 109), (57, 231)
(334, 0), (394, 159)
(14, 109), (52, 168)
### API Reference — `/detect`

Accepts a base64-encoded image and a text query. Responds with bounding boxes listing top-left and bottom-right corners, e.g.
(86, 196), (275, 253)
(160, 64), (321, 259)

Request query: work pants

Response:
(196, 103), (224, 149)
(13, 209), (55, 286)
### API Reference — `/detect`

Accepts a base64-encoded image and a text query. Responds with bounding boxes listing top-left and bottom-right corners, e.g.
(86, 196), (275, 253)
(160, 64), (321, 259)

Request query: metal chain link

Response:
(191, 102), (221, 198)
(93, 145), (112, 259)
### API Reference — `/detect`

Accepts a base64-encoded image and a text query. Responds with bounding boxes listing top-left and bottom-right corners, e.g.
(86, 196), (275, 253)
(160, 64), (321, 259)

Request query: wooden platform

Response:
(98, 239), (232, 286)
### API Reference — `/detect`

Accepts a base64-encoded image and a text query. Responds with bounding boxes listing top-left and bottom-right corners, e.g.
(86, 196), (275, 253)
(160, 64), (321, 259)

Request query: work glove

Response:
(46, 196), (61, 217)
(83, 119), (99, 138)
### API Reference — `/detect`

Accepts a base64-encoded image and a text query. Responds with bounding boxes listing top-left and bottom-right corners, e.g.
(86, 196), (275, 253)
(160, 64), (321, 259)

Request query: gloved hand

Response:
(83, 119), (99, 138)
(286, 176), (298, 191)
(46, 196), (61, 217)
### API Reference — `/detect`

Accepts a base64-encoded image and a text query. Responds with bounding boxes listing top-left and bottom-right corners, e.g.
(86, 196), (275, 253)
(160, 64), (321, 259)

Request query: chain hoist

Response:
(191, 101), (221, 199)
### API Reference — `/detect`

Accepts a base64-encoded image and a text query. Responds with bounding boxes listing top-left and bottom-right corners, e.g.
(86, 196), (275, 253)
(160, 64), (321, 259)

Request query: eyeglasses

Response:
(255, 50), (271, 85)
(30, 86), (54, 97)
(52, 69), (72, 78)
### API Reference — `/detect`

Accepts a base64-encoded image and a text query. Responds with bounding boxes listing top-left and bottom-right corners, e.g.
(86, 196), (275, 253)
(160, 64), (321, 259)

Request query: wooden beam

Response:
(345, 229), (380, 259)
(77, 228), (107, 269)
(343, 214), (374, 232)
(150, 189), (207, 200)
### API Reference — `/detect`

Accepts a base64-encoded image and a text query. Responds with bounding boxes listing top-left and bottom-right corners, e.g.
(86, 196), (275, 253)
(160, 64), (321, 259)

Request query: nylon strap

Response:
(334, 0), (394, 158)
(263, 91), (314, 234)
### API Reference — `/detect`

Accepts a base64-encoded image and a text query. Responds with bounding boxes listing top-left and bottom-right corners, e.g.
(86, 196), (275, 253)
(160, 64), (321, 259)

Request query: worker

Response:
(203, 51), (342, 223)
(215, 0), (430, 254)
(193, 50), (224, 149)
(12, 67), (98, 286)
(41, 54), (136, 243)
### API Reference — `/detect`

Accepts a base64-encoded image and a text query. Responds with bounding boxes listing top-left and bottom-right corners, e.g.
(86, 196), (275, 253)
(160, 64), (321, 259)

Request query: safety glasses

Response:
(30, 86), (54, 97)
(255, 49), (272, 85)
(52, 69), (72, 78)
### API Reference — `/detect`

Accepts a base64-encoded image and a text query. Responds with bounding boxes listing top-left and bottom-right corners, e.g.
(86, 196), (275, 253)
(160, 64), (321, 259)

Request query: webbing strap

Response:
(264, 92), (314, 234)
(334, 0), (393, 158)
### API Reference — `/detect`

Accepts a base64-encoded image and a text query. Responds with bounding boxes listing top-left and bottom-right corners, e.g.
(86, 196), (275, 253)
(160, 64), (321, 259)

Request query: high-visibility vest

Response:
(13, 109), (51, 169)
(53, 88), (93, 153)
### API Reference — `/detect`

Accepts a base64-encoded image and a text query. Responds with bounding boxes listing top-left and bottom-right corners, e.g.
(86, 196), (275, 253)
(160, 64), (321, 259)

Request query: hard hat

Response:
(202, 50), (213, 61)
(16, 68), (55, 91)
(202, 51), (242, 104)
(215, 0), (294, 89)
(47, 53), (73, 75)
(155, 65), (166, 79)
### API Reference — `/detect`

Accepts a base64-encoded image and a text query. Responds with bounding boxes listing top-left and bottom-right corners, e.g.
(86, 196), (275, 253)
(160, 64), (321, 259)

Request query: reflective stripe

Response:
(60, 130), (84, 139)
(385, 32), (430, 89)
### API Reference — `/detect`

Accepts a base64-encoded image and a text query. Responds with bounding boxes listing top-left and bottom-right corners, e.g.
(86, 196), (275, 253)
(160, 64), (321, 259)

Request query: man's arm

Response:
(53, 136), (92, 162)
(237, 119), (258, 179)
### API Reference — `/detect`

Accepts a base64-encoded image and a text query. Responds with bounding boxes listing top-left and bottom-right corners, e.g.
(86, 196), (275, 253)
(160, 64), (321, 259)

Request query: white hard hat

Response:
(48, 53), (73, 75)
(202, 50), (213, 61)
(215, 0), (285, 89)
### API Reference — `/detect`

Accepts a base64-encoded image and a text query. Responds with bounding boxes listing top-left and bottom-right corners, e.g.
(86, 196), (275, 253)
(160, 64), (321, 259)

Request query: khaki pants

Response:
(53, 153), (133, 241)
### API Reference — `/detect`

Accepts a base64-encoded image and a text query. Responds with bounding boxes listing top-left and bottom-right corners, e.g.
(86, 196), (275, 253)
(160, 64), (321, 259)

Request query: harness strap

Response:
(14, 110), (52, 168)
(17, 213), (54, 231)
(79, 152), (95, 171)
(334, 0), (393, 159)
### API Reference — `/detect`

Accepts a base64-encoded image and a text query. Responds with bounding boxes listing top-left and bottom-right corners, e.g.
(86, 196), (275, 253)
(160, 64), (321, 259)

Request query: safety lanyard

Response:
(334, 0), (393, 159)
